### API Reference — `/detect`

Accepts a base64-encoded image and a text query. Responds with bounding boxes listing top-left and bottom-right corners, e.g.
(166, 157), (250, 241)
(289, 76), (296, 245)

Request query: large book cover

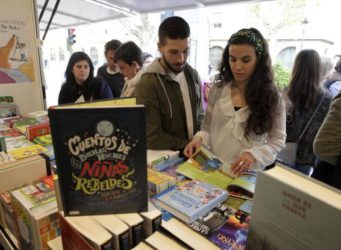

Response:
(155, 179), (228, 223)
(48, 99), (148, 216)
(246, 164), (341, 250)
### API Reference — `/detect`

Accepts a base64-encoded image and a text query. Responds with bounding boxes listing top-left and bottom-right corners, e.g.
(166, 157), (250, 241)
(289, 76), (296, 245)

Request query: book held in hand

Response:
(48, 98), (148, 216)
(154, 179), (228, 223)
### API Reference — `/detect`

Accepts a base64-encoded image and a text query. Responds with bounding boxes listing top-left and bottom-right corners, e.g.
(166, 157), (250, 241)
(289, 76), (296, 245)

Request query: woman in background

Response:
(58, 51), (113, 104)
(184, 28), (286, 176)
(114, 41), (145, 97)
(284, 49), (331, 175)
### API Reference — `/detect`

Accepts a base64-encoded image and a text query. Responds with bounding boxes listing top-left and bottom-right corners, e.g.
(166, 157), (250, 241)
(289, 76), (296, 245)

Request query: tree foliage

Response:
(247, 0), (307, 37)
(273, 62), (291, 89)
(119, 14), (158, 53)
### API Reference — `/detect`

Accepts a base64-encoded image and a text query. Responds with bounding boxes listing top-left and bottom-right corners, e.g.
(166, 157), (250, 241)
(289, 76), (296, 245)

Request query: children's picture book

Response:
(19, 175), (55, 206)
(25, 122), (50, 141)
(33, 134), (52, 147)
(48, 98), (148, 216)
(154, 179), (228, 224)
(8, 143), (47, 160)
(176, 147), (257, 199)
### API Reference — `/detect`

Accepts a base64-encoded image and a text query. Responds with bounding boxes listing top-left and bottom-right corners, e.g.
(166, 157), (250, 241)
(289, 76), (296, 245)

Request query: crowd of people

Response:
(58, 16), (341, 188)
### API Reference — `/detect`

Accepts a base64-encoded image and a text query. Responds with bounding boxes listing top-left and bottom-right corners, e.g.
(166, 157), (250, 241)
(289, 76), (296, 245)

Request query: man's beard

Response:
(162, 55), (185, 74)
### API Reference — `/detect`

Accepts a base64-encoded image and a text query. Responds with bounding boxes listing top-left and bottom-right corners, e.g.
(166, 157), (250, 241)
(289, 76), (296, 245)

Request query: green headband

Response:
(228, 29), (264, 57)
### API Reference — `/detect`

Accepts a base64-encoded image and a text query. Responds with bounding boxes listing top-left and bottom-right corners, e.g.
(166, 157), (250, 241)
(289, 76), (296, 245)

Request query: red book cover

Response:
(26, 122), (51, 141)
(0, 128), (22, 137)
(58, 213), (94, 250)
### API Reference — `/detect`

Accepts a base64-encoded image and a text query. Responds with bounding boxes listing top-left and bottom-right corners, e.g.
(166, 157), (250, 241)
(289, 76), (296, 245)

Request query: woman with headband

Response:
(184, 28), (286, 176)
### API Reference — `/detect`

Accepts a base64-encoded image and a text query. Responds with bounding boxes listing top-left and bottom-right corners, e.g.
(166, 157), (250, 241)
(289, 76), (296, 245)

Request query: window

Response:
(276, 47), (296, 69)
(209, 46), (223, 72)
(213, 23), (222, 28)
(90, 47), (99, 66)
(58, 47), (65, 61)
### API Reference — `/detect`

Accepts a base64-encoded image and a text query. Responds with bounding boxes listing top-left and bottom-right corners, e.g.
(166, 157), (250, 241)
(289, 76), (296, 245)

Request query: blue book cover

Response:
(209, 212), (250, 250)
(155, 180), (228, 223)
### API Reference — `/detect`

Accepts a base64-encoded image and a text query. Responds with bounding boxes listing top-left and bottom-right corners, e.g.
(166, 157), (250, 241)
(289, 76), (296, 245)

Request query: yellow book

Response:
(57, 97), (136, 108)
(9, 144), (47, 160)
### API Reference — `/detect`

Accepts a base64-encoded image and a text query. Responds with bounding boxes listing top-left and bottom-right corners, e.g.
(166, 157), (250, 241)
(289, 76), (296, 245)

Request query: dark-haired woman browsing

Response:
(184, 28), (286, 176)
(284, 49), (332, 175)
(58, 51), (113, 105)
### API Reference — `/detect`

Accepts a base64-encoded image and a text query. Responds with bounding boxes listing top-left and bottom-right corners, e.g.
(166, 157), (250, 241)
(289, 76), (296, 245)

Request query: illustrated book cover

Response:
(154, 179), (228, 223)
(48, 98), (148, 216)
(210, 211), (250, 250)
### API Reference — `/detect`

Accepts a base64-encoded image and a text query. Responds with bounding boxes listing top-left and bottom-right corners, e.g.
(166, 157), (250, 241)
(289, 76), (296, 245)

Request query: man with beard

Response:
(136, 16), (203, 151)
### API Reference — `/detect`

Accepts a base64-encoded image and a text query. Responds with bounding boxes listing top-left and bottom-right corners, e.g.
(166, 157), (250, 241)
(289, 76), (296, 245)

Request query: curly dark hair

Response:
(219, 28), (280, 137)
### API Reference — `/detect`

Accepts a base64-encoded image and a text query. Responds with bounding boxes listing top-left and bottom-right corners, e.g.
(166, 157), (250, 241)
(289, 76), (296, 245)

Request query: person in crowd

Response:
(325, 57), (341, 98)
(136, 16), (203, 151)
(142, 52), (153, 66)
(313, 93), (341, 189)
(184, 28), (286, 175)
(114, 41), (144, 97)
(58, 51), (113, 104)
(97, 39), (125, 97)
(321, 56), (333, 83)
(283, 50), (332, 175)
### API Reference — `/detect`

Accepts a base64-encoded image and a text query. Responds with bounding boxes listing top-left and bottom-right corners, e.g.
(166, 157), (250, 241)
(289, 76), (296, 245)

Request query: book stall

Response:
(1, 96), (341, 250)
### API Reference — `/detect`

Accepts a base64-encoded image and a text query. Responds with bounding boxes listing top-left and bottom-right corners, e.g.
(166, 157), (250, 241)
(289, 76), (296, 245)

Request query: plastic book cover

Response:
(33, 134), (52, 147)
(187, 203), (231, 236)
(26, 122), (51, 141)
(48, 103), (148, 216)
(8, 144), (47, 159)
(155, 180), (228, 223)
(19, 176), (56, 207)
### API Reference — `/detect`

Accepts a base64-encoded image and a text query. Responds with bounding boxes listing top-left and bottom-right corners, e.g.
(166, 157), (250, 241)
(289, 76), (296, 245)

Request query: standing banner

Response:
(0, 0), (44, 113)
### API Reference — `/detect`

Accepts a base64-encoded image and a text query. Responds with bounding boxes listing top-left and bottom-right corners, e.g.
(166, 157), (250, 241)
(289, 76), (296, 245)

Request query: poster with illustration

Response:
(0, 0), (37, 83)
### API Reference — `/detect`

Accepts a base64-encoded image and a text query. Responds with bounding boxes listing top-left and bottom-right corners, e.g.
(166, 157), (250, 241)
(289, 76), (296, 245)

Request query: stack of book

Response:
(0, 96), (17, 119)
(147, 168), (177, 196)
(10, 175), (59, 249)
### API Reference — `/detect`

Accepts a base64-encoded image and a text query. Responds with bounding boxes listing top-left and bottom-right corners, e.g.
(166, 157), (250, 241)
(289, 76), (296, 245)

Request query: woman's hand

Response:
(230, 152), (255, 176)
(183, 136), (203, 158)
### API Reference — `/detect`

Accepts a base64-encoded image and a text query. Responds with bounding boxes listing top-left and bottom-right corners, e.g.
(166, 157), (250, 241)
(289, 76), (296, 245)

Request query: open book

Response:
(176, 147), (256, 199)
